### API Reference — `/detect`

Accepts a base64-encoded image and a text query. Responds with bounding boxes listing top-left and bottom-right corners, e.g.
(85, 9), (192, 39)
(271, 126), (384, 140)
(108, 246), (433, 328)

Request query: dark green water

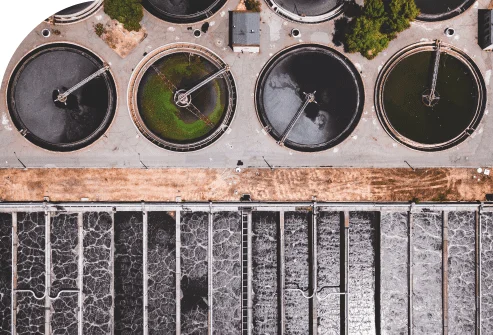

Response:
(383, 51), (479, 145)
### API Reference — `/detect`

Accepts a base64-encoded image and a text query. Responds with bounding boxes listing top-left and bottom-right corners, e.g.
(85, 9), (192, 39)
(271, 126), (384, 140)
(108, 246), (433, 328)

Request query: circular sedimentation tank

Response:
(143, 0), (227, 23)
(128, 43), (237, 152)
(7, 43), (117, 152)
(268, 0), (344, 23)
(255, 44), (364, 152)
(52, 0), (102, 24)
(375, 41), (486, 152)
(415, 0), (474, 21)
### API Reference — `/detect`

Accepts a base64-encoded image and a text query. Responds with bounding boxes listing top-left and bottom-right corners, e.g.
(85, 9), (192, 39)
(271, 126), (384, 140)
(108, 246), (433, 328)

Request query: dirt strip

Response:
(0, 168), (491, 202)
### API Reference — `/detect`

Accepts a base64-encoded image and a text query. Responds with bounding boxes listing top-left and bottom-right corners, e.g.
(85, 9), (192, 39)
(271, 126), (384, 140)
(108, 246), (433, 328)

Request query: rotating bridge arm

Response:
(179, 65), (230, 99)
(277, 91), (317, 146)
(423, 40), (441, 107)
(55, 65), (110, 103)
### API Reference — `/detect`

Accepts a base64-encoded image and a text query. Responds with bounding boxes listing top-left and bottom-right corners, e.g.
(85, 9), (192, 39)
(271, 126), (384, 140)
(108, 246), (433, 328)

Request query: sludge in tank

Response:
(129, 44), (237, 152)
(255, 43), (364, 152)
(143, 0), (227, 24)
(7, 43), (117, 152)
(375, 41), (486, 151)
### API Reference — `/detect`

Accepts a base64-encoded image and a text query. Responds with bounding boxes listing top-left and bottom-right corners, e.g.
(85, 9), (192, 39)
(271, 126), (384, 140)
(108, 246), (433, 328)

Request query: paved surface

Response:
(0, 167), (491, 201)
(0, 0), (492, 168)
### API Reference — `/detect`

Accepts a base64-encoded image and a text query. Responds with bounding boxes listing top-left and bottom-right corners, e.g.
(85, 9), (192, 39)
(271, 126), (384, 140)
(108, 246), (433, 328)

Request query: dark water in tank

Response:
(448, 211), (475, 334)
(212, 212), (241, 333)
(16, 212), (45, 334)
(317, 212), (341, 334)
(0, 213), (12, 334)
(276, 0), (341, 16)
(56, 1), (94, 15)
(383, 51), (479, 145)
(259, 46), (362, 149)
(148, 212), (176, 334)
(50, 213), (79, 335)
(414, 0), (473, 15)
(83, 212), (112, 334)
(11, 47), (111, 146)
(412, 212), (442, 334)
(252, 212), (279, 334)
(380, 212), (408, 334)
(348, 212), (378, 334)
(284, 211), (310, 334)
(481, 212), (493, 332)
(145, 0), (223, 17)
(114, 212), (144, 334)
(181, 212), (208, 335)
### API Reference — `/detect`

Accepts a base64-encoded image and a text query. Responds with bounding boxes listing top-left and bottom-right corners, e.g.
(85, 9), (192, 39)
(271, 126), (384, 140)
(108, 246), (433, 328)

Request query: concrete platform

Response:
(0, 0), (491, 168)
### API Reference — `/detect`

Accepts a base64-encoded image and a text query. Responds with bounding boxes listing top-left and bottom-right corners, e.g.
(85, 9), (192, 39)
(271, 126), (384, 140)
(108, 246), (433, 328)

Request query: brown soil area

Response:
(99, 20), (146, 58)
(0, 168), (492, 202)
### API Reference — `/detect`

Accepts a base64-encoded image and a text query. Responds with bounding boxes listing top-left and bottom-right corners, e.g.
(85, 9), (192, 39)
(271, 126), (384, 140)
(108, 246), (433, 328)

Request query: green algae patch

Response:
(139, 53), (226, 142)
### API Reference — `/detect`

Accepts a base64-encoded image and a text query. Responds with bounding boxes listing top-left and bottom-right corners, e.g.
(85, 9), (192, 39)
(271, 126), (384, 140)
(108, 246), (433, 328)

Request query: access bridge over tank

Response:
(0, 201), (492, 334)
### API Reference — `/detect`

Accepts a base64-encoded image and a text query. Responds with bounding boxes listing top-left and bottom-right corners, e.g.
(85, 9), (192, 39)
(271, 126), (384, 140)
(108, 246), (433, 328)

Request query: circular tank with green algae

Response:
(130, 44), (237, 152)
(375, 42), (486, 151)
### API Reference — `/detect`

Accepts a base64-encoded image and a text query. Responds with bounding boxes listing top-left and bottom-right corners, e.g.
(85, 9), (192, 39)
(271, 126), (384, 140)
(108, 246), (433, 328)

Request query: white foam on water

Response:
(1, 113), (12, 131)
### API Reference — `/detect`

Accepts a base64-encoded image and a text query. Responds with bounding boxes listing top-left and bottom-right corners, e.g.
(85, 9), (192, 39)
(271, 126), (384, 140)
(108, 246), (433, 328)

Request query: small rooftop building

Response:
(230, 11), (260, 53)
(478, 9), (493, 51)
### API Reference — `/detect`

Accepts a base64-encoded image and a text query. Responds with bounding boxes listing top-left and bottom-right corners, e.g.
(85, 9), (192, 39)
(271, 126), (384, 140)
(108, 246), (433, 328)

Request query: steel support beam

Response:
(2, 201), (493, 214)
(343, 211), (349, 335)
(45, 211), (51, 335)
(247, 211), (253, 335)
(208, 209), (214, 335)
(11, 212), (17, 335)
(176, 210), (181, 335)
(409, 211), (414, 335)
(110, 211), (115, 335)
(476, 208), (482, 335)
(442, 211), (449, 335)
(310, 204), (318, 335)
(143, 210), (148, 335)
(78, 213), (83, 335)
(279, 211), (285, 335)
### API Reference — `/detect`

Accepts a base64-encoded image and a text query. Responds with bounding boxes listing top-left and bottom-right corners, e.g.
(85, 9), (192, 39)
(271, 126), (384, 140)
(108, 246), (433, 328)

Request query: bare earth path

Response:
(0, 168), (491, 202)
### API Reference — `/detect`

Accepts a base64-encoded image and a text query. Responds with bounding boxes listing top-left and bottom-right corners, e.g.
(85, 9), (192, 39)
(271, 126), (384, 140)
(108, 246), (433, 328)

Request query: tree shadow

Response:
(332, 17), (351, 51)
(332, 1), (362, 51)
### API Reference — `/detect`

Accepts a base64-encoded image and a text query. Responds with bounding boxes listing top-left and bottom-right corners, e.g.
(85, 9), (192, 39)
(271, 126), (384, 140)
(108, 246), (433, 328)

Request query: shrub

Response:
(245, 0), (262, 12)
(346, 16), (389, 59)
(94, 23), (105, 37)
(343, 0), (419, 59)
(104, 0), (143, 32)
(386, 0), (420, 34)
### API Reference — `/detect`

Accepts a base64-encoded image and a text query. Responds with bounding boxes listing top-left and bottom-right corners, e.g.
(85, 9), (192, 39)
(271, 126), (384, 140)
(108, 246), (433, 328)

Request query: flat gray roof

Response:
(230, 11), (260, 46)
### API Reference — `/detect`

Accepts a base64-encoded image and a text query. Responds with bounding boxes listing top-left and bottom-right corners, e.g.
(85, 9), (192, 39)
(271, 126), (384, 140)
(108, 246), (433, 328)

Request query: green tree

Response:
(386, 0), (420, 33)
(104, 0), (143, 32)
(346, 16), (389, 59)
(344, 0), (419, 59)
(363, 0), (385, 20)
